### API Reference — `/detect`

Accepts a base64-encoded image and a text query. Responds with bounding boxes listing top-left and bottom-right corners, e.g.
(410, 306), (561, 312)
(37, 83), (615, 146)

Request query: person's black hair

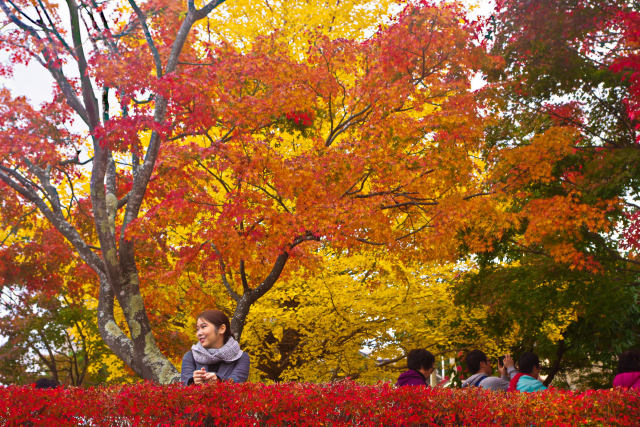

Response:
(518, 351), (540, 375)
(407, 349), (435, 371)
(197, 309), (232, 343)
(617, 350), (640, 374)
(35, 377), (59, 389)
(465, 349), (488, 374)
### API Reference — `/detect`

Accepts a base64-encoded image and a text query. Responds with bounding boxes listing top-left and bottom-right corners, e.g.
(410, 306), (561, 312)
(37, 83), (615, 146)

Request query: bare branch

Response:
(325, 105), (372, 147)
(0, 208), (36, 247)
(0, 0), (42, 33)
(195, 159), (232, 193)
(375, 352), (406, 367)
(463, 191), (493, 200)
(23, 158), (63, 215)
(127, 0), (163, 77)
(380, 201), (438, 210)
(356, 237), (386, 246)
(66, 0), (100, 128)
(0, 166), (105, 274)
(239, 260), (250, 293)
(194, 0), (228, 20)
(342, 170), (372, 197)
(397, 222), (433, 240)
(36, 0), (75, 55)
(211, 243), (240, 301)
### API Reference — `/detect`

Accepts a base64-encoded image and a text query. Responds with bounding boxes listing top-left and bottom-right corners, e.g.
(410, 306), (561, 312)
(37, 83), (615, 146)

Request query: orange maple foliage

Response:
(106, 3), (506, 342)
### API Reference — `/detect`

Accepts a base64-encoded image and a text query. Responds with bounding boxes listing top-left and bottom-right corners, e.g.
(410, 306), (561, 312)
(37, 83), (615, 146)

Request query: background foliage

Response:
(0, 0), (638, 387)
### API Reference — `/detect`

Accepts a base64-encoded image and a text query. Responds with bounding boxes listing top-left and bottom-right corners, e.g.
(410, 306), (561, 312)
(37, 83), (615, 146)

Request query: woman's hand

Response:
(203, 372), (218, 384)
(193, 368), (218, 385)
(193, 367), (206, 385)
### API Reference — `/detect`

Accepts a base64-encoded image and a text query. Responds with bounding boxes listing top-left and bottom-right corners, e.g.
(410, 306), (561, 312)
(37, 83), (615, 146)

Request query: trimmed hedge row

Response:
(1, 382), (639, 426)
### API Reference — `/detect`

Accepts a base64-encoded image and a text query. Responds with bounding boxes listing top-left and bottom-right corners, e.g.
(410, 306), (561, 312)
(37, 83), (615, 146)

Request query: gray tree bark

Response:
(0, 0), (227, 383)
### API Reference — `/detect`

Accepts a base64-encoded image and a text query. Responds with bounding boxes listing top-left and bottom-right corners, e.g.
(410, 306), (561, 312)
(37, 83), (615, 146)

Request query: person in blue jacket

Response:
(508, 351), (547, 392)
(181, 309), (250, 385)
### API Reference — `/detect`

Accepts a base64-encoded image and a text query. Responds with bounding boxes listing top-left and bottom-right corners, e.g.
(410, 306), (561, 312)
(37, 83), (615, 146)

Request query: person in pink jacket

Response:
(613, 350), (640, 390)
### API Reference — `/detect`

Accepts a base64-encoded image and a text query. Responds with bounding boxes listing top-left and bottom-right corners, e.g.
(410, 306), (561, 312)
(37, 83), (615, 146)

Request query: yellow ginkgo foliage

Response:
(233, 249), (520, 383)
(198, 0), (401, 50)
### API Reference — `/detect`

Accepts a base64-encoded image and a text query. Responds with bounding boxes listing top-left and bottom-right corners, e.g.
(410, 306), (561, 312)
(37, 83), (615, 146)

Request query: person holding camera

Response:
(461, 350), (516, 390)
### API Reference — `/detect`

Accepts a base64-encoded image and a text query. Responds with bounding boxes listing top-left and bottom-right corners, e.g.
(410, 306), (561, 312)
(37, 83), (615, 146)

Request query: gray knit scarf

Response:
(191, 337), (243, 365)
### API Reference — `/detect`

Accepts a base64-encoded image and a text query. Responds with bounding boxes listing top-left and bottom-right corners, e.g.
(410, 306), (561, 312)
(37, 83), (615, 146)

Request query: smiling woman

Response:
(180, 310), (250, 385)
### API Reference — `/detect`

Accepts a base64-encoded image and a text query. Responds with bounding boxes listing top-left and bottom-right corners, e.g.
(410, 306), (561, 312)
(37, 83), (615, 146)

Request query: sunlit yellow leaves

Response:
(540, 306), (578, 343)
(197, 0), (400, 51)
(237, 251), (517, 382)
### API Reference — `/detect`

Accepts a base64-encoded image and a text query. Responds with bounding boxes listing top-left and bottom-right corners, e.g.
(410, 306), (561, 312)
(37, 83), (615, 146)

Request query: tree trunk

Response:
(229, 252), (291, 342)
(544, 340), (566, 386)
(230, 296), (252, 342)
(96, 272), (180, 383)
(0, 0), (239, 384)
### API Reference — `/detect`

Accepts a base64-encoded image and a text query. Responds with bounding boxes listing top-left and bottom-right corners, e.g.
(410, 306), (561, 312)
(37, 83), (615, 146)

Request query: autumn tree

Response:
(0, 286), (110, 386)
(453, 0), (640, 385)
(0, 0), (234, 383)
(0, 214), (129, 385)
(612, 6), (640, 257)
(455, 251), (640, 386)
(0, 0), (507, 383)
(128, 0), (504, 350)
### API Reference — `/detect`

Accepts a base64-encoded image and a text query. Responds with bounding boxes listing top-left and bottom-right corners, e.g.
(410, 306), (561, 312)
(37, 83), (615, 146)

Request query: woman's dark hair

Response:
(465, 350), (488, 374)
(518, 351), (540, 375)
(35, 377), (59, 389)
(407, 349), (435, 371)
(197, 309), (232, 343)
(618, 350), (640, 374)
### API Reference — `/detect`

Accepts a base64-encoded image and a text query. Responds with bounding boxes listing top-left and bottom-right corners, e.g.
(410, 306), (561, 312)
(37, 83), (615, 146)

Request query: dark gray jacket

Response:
(180, 350), (250, 385)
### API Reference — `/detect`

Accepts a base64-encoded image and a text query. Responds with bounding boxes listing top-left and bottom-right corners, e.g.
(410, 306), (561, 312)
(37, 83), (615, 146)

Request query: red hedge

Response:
(1, 382), (639, 426)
